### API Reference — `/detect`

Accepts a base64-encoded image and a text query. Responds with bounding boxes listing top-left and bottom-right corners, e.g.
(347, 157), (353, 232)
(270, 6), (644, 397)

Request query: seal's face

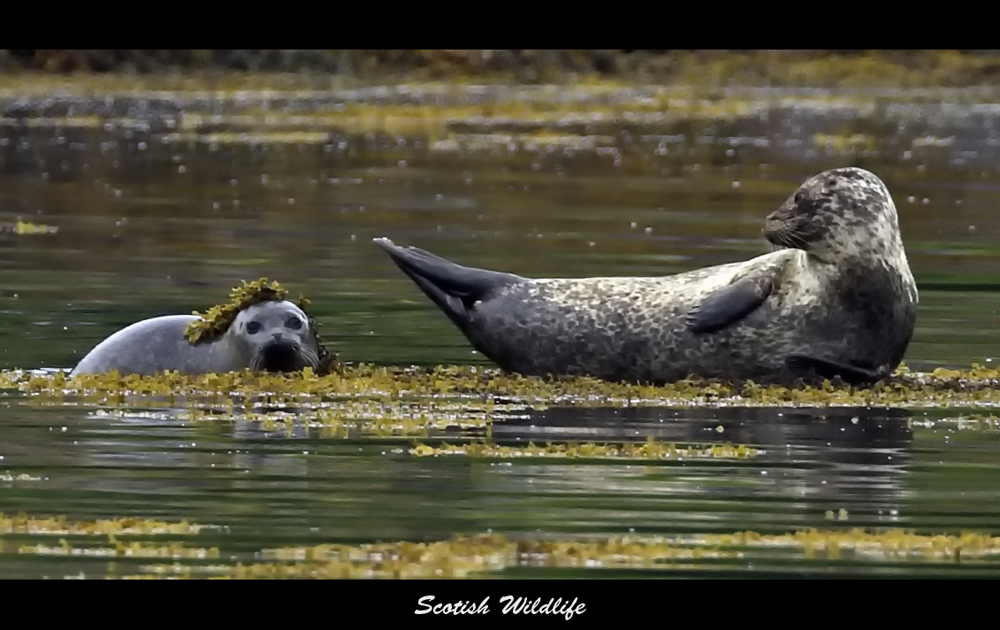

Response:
(231, 301), (320, 373)
(763, 167), (902, 263)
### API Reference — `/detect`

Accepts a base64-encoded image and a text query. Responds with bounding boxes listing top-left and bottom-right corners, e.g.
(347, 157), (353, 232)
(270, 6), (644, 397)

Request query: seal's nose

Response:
(272, 332), (284, 342)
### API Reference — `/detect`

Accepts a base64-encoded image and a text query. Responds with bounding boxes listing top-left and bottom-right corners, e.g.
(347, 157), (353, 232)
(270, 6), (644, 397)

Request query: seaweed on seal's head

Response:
(182, 277), (339, 375)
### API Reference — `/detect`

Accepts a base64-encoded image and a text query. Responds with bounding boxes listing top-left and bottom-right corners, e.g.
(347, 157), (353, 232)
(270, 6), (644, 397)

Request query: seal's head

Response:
(229, 300), (321, 373)
(764, 167), (903, 263)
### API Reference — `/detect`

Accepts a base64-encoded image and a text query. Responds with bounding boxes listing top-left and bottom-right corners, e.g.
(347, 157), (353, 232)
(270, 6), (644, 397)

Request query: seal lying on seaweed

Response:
(375, 167), (918, 386)
(71, 279), (337, 376)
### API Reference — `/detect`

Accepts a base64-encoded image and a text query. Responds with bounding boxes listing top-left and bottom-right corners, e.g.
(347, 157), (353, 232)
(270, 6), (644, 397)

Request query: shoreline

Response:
(2, 50), (1000, 89)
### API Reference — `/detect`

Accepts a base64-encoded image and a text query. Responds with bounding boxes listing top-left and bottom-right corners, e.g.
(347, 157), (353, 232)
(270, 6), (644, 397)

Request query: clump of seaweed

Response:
(409, 437), (761, 460)
(19, 540), (222, 564)
(7, 363), (1000, 410)
(0, 512), (220, 536)
(0, 220), (59, 235)
(182, 277), (338, 375)
(183, 277), (289, 344)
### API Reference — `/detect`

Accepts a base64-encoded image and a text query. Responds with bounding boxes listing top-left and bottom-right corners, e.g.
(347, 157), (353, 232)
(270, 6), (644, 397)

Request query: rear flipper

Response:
(374, 237), (524, 332)
(786, 354), (887, 386)
(686, 275), (773, 334)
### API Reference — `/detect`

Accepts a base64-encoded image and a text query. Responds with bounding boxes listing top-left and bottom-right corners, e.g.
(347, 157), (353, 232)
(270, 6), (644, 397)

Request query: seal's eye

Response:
(245, 321), (262, 334)
(286, 316), (302, 330)
(794, 191), (806, 204)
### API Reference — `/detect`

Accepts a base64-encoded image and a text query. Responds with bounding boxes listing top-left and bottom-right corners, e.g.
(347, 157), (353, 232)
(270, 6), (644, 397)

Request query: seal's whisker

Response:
(771, 226), (809, 251)
(299, 344), (320, 370)
(767, 226), (795, 250)
(785, 231), (810, 251)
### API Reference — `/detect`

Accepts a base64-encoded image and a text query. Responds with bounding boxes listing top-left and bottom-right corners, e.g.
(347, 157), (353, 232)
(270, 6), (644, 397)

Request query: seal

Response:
(374, 167), (918, 385)
(70, 300), (323, 376)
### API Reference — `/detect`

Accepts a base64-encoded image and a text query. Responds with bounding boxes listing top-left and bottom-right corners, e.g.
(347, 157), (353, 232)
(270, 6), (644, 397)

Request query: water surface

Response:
(1, 83), (999, 579)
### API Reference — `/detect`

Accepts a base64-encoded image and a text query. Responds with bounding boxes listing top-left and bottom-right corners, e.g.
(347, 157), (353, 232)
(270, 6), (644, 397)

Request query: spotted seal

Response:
(374, 167), (918, 385)
(70, 300), (323, 376)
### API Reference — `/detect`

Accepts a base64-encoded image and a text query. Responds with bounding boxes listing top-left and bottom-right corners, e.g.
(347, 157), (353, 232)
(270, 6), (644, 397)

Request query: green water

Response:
(1, 83), (1000, 579)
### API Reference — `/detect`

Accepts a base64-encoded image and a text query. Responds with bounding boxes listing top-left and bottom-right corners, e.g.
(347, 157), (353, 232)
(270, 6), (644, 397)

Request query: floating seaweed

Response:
(0, 512), (220, 536)
(0, 220), (59, 235)
(220, 527), (1000, 579)
(6, 363), (1000, 410)
(7, 512), (1000, 579)
(409, 437), (761, 460)
(86, 404), (501, 438)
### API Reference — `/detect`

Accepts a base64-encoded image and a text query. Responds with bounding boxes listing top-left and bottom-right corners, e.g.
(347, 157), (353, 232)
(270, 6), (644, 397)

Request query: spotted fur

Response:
(376, 167), (918, 385)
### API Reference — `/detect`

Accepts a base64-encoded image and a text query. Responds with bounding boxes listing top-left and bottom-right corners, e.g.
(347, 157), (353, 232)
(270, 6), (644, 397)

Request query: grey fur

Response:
(375, 167), (918, 385)
(70, 300), (322, 376)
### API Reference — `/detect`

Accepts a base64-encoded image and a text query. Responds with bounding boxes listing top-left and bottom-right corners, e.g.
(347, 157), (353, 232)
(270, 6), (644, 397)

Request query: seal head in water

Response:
(70, 300), (323, 376)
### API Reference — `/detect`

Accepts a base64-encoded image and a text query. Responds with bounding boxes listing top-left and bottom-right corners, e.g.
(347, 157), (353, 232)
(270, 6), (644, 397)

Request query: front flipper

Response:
(786, 354), (886, 385)
(685, 275), (773, 334)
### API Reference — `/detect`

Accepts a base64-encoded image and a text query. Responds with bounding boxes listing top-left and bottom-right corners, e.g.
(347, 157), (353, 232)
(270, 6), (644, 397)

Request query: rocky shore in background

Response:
(2, 50), (1000, 87)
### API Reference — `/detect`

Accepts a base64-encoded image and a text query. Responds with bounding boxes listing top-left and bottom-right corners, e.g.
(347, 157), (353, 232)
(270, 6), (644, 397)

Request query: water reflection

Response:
(488, 406), (912, 531)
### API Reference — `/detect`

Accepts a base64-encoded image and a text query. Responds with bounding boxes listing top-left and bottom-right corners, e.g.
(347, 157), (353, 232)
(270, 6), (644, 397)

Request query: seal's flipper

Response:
(785, 354), (884, 385)
(685, 276), (773, 334)
(374, 237), (524, 332)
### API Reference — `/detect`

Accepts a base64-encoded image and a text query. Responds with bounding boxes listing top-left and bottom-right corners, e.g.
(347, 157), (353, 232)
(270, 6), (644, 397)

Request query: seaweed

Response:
(10, 510), (998, 579)
(7, 362), (1000, 409)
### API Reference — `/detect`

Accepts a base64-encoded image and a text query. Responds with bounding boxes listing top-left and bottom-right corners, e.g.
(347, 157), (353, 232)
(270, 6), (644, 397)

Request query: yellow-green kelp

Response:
(183, 277), (288, 344)
(0, 513), (221, 536)
(6, 363), (1000, 410)
(235, 529), (1000, 578)
(0, 513), (224, 572)
(181, 277), (338, 375)
(7, 513), (1000, 578)
(9, 517), (1000, 579)
(0, 220), (59, 235)
(409, 437), (760, 460)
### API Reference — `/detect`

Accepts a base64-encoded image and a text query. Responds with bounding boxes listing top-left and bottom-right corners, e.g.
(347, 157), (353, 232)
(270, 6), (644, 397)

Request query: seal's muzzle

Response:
(256, 341), (305, 373)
